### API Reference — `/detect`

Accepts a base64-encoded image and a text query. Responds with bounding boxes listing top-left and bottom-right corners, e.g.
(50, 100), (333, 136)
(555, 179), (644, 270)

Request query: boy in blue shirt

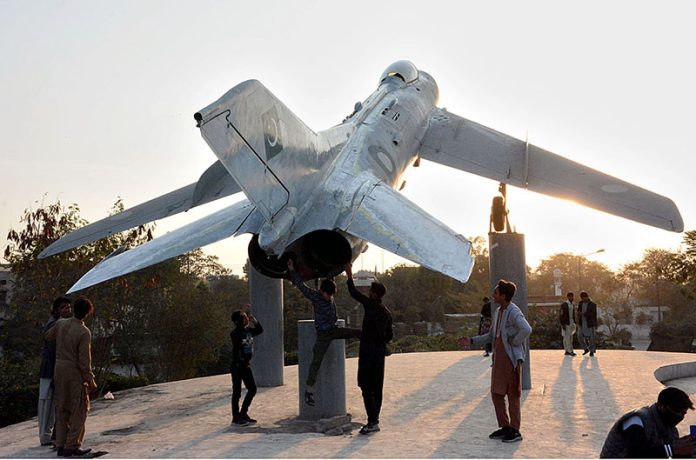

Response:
(287, 259), (360, 406)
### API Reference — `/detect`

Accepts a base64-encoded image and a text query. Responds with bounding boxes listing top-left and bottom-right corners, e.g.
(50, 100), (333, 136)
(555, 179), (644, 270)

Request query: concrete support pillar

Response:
(488, 232), (532, 390)
(298, 320), (347, 420)
(249, 264), (284, 387)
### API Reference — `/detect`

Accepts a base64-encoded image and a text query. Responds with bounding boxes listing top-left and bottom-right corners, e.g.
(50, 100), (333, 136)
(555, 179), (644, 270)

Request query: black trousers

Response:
(231, 365), (257, 420)
(360, 382), (384, 425)
(358, 358), (385, 425)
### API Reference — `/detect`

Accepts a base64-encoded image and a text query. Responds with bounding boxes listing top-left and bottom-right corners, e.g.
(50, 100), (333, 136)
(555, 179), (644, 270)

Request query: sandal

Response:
(304, 390), (315, 406)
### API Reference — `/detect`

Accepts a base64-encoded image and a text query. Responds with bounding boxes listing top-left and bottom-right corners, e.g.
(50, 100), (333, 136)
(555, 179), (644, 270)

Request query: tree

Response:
(529, 252), (615, 303)
(3, 198), (241, 384)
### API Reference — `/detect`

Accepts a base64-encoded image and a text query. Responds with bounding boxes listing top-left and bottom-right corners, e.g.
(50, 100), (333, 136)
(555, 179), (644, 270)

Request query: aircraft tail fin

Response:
(341, 181), (474, 283)
(195, 80), (330, 223)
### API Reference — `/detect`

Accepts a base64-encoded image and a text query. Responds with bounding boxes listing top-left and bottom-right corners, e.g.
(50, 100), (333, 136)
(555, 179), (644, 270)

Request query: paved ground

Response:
(2, 349), (695, 458)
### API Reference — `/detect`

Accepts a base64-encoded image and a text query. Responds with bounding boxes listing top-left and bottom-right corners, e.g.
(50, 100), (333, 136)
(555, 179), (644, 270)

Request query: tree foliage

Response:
(2, 198), (246, 385)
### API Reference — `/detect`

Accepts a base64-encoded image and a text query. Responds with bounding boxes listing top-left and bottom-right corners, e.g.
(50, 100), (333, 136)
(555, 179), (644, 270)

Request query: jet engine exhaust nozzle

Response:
(248, 230), (353, 281)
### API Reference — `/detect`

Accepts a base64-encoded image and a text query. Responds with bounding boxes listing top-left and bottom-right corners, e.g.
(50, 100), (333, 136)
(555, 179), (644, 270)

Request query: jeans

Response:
(231, 365), (257, 420)
(306, 327), (361, 386)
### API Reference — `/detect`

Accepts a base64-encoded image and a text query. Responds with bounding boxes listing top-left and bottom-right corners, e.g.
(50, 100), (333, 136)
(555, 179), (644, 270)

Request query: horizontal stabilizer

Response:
(39, 161), (241, 258)
(67, 200), (256, 293)
(343, 182), (474, 283)
(420, 109), (684, 232)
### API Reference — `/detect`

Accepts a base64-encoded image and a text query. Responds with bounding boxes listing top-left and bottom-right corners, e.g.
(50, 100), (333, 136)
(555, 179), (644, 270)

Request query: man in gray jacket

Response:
(459, 279), (532, 443)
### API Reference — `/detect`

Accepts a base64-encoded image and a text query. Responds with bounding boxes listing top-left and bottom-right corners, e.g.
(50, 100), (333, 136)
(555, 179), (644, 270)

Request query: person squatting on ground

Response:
(559, 292), (577, 356)
(287, 258), (361, 406)
(345, 263), (393, 435)
(38, 296), (72, 447)
(577, 291), (597, 356)
(458, 279), (532, 443)
(230, 303), (263, 427)
(600, 387), (696, 458)
(45, 296), (97, 457)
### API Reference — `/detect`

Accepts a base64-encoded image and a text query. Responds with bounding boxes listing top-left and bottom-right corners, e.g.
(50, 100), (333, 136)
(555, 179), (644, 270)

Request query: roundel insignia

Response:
(262, 107), (284, 161)
(368, 145), (397, 177)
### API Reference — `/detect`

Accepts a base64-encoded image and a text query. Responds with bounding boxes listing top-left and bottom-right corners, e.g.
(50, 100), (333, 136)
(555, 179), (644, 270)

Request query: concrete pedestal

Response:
(249, 264), (284, 387)
(298, 320), (347, 420)
(488, 232), (532, 390)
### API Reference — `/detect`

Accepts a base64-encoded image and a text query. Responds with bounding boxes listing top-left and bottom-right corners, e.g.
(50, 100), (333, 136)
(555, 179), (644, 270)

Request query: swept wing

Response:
(39, 161), (241, 259)
(67, 199), (256, 293)
(420, 108), (683, 232)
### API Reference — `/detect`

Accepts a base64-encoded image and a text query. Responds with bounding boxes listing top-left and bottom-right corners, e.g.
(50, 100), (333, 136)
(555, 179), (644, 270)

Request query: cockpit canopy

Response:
(380, 61), (419, 84)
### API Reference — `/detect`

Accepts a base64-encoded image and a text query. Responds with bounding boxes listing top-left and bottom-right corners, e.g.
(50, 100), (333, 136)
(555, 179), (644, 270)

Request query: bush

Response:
(602, 328), (633, 348)
(648, 319), (696, 352)
(527, 307), (563, 349)
(284, 351), (298, 366)
(0, 383), (39, 428)
(391, 334), (460, 354)
(0, 357), (40, 428)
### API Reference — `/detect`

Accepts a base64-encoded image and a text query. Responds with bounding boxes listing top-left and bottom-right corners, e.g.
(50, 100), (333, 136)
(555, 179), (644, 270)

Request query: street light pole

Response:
(577, 248), (605, 293)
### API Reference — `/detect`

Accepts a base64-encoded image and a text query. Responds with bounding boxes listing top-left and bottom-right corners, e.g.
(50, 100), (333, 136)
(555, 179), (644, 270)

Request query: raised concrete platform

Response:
(2, 350), (695, 458)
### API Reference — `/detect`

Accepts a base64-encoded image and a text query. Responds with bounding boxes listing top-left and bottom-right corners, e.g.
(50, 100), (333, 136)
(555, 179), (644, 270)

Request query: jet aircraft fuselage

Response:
(246, 64), (440, 279)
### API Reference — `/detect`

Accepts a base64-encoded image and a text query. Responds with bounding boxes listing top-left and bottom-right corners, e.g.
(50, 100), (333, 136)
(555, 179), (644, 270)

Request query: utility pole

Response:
(576, 248), (605, 292)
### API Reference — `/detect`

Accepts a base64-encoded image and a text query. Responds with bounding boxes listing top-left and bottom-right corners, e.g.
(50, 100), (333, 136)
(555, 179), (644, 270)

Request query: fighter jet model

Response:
(39, 61), (683, 293)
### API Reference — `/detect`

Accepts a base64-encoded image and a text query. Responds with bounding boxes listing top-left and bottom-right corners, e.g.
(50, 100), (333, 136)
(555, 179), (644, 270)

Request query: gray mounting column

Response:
(249, 264), (284, 387)
(488, 232), (532, 390)
(298, 320), (347, 420)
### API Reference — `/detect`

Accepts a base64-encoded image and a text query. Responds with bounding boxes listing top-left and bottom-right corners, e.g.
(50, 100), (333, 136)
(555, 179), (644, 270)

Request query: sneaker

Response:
(304, 390), (316, 406)
(489, 427), (509, 439)
(61, 447), (92, 457)
(590, 351), (595, 357)
(241, 414), (257, 425)
(232, 419), (250, 427)
(582, 349), (590, 355)
(359, 423), (380, 435)
(502, 429), (523, 443)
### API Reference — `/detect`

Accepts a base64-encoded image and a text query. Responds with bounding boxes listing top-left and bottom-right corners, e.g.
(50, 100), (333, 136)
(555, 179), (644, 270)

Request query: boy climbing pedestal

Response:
(286, 259), (360, 406)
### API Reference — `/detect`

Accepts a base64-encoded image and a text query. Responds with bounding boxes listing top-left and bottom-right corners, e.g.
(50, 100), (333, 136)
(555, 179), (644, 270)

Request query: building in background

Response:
(0, 264), (14, 321)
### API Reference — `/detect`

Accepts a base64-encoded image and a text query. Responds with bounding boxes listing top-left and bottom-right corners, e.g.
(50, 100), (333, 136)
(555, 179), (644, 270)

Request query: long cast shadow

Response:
(550, 356), (578, 443)
(579, 356), (621, 453)
(391, 354), (485, 425)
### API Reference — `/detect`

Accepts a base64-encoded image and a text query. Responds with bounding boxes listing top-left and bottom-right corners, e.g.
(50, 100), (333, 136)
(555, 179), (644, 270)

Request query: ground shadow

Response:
(391, 354), (484, 425)
(550, 356), (578, 443)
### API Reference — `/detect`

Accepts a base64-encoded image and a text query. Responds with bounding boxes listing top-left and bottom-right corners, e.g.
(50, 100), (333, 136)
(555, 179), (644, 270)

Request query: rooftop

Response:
(1, 350), (695, 458)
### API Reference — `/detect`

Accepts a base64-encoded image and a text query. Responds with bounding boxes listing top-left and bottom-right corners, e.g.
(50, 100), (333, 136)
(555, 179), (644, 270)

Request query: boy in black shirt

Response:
(230, 303), (263, 426)
(345, 263), (393, 435)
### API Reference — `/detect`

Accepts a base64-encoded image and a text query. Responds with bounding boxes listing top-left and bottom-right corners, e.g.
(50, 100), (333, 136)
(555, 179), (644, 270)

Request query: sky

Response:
(1, 1), (695, 284)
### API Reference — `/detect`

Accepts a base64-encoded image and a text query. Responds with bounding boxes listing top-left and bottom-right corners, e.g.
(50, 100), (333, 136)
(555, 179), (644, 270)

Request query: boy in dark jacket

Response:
(345, 263), (393, 435)
(230, 303), (263, 426)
